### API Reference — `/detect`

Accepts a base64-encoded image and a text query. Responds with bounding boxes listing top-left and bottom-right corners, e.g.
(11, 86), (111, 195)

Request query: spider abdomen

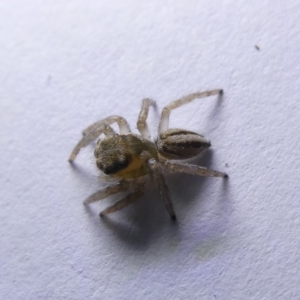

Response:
(156, 128), (211, 159)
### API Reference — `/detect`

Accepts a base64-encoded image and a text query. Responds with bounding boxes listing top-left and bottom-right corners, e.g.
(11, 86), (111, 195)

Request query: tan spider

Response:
(69, 89), (228, 220)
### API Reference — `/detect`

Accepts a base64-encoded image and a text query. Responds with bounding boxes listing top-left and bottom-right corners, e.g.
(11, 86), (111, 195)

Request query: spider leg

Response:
(84, 179), (131, 204)
(69, 125), (112, 162)
(84, 124), (115, 137)
(99, 182), (145, 217)
(137, 98), (156, 140)
(164, 161), (228, 178)
(82, 115), (130, 136)
(158, 89), (223, 134)
(147, 158), (176, 220)
(69, 115), (131, 162)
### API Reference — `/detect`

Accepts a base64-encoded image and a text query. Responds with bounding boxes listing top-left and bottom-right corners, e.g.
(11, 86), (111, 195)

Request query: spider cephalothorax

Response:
(69, 90), (228, 220)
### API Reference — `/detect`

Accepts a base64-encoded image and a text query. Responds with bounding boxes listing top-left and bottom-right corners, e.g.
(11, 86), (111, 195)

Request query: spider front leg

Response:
(159, 89), (223, 134)
(137, 98), (156, 140)
(69, 115), (131, 162)
(147, 158), (176, 220)
(100, 188), (144, 217)
(100, 181), (145, 217)
(84, 179), (131, 204)
(82, 115), (130, 136)
(164, 161), (228, 178)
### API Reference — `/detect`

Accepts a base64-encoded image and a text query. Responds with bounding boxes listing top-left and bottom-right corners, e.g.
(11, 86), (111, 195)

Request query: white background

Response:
(1, 1), (300, 299)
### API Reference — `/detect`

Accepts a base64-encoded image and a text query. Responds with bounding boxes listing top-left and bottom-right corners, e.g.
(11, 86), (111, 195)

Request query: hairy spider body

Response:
(95, 134), (157, 178)
(69, 90), (228, 220)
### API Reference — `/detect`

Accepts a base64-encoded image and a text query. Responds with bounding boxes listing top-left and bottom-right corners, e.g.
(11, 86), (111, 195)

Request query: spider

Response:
(69, 89), (228, 220)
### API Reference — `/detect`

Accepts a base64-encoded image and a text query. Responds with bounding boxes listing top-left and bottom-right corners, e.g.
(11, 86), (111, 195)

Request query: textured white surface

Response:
(1, 1), (300, 299)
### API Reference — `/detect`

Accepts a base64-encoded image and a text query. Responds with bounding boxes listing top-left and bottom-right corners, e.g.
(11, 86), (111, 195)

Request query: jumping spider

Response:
(69, 89), (228, 220)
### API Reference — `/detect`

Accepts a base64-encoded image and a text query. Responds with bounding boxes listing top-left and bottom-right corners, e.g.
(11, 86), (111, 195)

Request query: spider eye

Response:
(97, 153), (132, 175)
(96, 160), (104, 170)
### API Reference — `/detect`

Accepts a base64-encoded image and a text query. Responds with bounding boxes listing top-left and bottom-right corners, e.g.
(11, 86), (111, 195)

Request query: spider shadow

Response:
(84, 149), (229, 250)
(84, 189), (180, 250)
(211, 91), (225, 116)
(165, 149), (217, 206)
(203, 90), (226, 132)
(164, 150), (232, 259)
(68, 160), (99, 185)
